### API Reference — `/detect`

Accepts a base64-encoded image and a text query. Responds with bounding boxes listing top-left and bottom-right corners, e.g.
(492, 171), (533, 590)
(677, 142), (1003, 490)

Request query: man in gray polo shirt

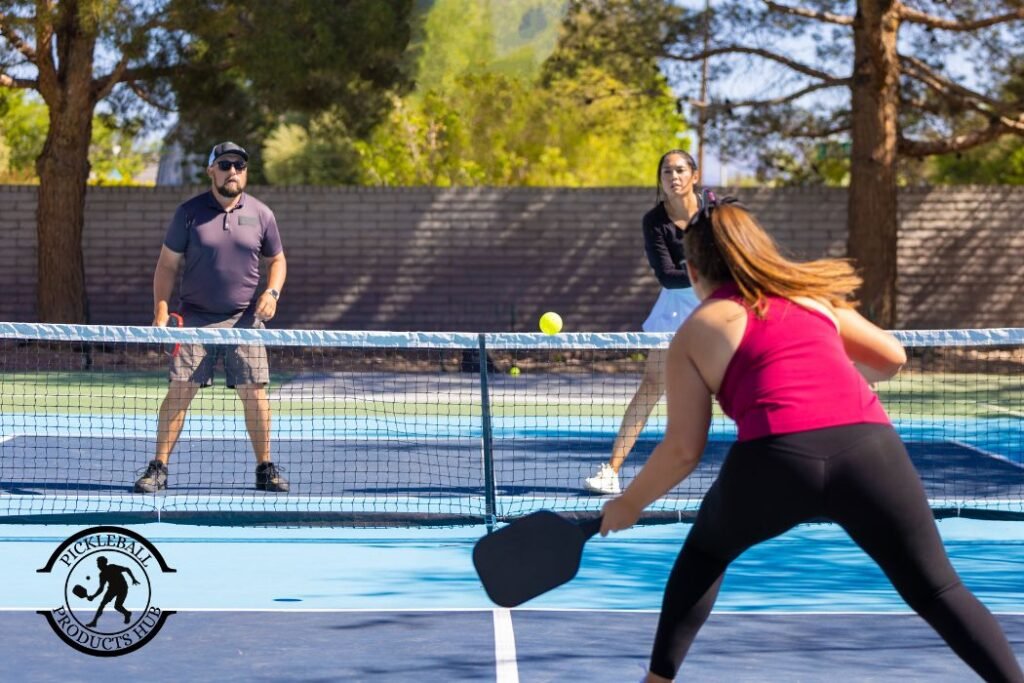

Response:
(135, 141), (289, 494)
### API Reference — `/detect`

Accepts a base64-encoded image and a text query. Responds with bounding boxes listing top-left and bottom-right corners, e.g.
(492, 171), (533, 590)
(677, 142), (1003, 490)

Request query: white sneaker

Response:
(583, 463), (621, 495)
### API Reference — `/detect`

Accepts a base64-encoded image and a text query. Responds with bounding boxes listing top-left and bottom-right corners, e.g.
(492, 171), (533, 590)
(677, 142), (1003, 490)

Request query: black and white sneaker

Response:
(255, 462), (289, 492)
(134, 460), (168, 493)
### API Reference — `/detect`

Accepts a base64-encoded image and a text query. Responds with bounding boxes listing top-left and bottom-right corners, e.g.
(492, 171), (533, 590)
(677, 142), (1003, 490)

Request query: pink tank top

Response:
(711, 282), (890, 441)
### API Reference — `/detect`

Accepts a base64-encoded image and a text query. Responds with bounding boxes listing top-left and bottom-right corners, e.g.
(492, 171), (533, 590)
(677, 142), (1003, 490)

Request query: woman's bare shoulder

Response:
(791, 296), (840, 331)
(678, 297), (745, 344)
(688, 297), (746, 326)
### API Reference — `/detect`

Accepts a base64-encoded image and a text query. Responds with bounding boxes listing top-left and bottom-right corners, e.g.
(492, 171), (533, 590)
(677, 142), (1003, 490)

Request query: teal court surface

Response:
(0, 518), (1022, 682)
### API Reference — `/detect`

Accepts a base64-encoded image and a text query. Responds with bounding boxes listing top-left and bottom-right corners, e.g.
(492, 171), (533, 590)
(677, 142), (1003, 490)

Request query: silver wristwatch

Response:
(267, 288), (280, 301)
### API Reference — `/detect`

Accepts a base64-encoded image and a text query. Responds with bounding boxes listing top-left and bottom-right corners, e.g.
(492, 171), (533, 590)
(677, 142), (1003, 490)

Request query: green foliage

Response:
(552, 1), (1024, 188)
(262, 120), (363, 186)
(88, 114), (159, 186)
(917, 55), (1024, 185)
(352, 70), (682, 186)
(540, 0), (677, 100)
(414, 0), (496, 89)
(0, 90), (48, 182)
(754, 140), (851, 187)
(264, 0), (688, 186)
(0, 90), (154, 184)
(167, 0), (416, 183)
(415, 0), (564, 88)
(926, 140), (1024, 185)
(3, 1), (416, 185)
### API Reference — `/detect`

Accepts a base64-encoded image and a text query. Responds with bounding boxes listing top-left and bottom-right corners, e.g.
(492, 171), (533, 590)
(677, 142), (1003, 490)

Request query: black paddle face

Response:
(71, 584), (88, 599)
(473, 511), (601, 607)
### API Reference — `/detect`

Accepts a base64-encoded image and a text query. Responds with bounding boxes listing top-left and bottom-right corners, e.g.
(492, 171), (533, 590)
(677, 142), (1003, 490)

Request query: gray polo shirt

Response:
(164, 191), (284, 316)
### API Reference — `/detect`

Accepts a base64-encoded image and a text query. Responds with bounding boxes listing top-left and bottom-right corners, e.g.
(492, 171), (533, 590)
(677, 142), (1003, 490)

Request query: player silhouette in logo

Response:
(85, 556), (140, 627)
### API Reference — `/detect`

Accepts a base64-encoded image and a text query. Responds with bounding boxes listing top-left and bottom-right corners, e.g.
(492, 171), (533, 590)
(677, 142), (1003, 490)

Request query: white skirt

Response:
(642, 287), (701, 332)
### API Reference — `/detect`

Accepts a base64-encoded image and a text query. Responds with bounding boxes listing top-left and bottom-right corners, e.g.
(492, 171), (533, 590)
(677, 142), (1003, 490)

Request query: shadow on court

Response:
(1, 436), (1019, 502)
(0, 610), (1021, 682)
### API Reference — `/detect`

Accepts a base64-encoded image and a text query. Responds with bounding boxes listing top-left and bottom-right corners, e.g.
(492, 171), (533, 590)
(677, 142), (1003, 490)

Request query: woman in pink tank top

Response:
(599, 200), (1023, 683)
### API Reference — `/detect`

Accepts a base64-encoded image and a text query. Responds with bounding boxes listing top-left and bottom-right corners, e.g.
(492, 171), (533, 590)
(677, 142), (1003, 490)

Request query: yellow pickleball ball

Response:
(509, 366), (521, 376)
(539, 311), (563, 335)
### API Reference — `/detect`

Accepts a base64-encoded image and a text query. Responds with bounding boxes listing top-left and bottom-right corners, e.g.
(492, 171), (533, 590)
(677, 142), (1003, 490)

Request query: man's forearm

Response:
(153, 267), (176, 316)
(266, 256), (287, 293)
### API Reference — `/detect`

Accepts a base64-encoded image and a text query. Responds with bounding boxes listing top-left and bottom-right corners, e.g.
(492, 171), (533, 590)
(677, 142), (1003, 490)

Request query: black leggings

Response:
(649, 423), (1024, 682)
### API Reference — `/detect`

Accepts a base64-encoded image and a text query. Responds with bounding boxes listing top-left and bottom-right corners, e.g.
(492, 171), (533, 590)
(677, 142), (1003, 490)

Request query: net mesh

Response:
(0, 323), (1021, 526)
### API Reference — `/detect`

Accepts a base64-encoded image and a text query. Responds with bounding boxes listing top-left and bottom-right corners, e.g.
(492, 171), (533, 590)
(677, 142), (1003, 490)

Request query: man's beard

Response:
(217, 180), (244, 197)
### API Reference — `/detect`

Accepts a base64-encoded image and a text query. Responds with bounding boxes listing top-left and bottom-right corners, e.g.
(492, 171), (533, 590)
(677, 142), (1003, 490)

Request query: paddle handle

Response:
(579, 516), (602, 539)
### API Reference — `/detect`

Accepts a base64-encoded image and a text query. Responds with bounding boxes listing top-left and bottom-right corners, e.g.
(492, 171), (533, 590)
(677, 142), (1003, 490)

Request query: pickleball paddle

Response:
(473, 510), (602, 607)
(164, 312), (184, 357)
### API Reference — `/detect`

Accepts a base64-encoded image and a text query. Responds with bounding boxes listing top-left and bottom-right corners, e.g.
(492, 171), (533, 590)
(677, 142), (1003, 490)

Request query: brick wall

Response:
(897, 187), (1024, 329)
(1, 185), (1020, 330)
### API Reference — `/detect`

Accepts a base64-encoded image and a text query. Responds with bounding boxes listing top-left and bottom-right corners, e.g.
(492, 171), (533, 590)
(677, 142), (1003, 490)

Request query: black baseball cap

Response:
(207, 141), (249, 167)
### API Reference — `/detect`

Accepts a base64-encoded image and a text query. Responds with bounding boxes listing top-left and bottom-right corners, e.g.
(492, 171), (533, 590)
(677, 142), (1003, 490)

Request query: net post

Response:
(478, 334), (498, 531)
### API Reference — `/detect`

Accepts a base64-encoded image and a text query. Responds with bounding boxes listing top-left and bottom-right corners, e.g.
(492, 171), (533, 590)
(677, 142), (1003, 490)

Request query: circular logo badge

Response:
(37, 526), (176, 656)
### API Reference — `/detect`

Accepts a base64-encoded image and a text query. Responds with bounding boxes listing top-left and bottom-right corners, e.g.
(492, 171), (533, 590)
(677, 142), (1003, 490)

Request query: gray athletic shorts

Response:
(169, 310), (269, 388)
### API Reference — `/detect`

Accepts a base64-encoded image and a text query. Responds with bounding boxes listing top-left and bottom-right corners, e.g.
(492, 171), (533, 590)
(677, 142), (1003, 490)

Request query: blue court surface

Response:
(0, 518), (1022, 681)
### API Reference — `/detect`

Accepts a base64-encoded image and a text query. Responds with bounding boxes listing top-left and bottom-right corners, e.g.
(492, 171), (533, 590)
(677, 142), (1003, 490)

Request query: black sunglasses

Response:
(216, 160), (247, 171)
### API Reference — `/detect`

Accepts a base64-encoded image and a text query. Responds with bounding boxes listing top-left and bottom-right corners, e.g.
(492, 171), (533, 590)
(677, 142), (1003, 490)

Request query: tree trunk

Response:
(35, 118), (93, 324)
(33, 2), (97, 324)
(846, 1), (900, 327)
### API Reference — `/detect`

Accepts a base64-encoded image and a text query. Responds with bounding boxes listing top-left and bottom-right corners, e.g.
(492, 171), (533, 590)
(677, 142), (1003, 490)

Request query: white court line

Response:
(493, 607), (520, 683)
(0, 607), (501, 613)
(3, 438), (492, 448)
(949, 439), (1024, 470)
(0, 434), (17, 492)
(982, 403), (1024, 418)
(2, 607), (1024, 616)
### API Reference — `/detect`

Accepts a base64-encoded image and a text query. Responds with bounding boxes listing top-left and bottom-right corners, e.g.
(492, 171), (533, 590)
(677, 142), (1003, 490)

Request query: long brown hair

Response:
(683, 201), (862, 315)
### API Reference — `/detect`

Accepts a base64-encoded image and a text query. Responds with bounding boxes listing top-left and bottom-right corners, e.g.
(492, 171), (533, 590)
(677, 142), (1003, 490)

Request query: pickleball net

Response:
(0, 323), (1021, 525)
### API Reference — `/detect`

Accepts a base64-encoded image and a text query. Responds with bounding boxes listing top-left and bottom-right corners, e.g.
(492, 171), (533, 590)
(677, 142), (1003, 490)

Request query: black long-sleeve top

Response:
(641, 190), (714, 289)
(642, 203), (689, 289)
